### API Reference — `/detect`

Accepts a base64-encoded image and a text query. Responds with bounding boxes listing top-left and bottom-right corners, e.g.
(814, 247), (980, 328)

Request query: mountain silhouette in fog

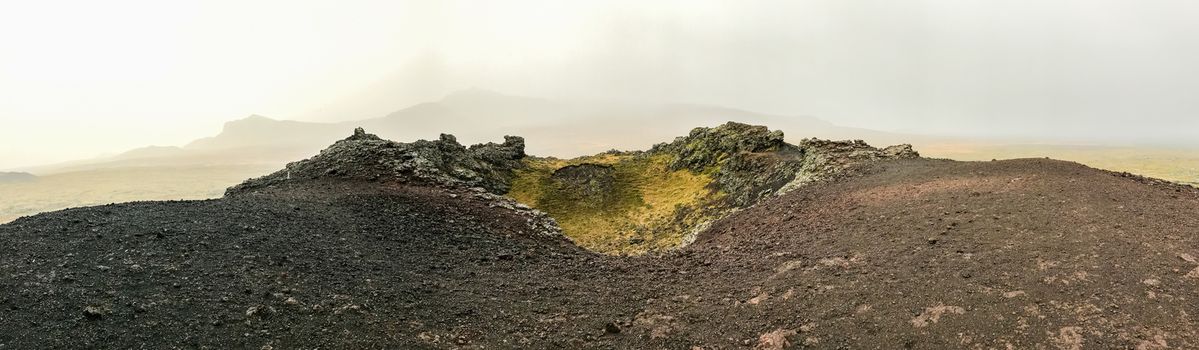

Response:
(0, 171), (36, 183)
(36, 89), (919, 172)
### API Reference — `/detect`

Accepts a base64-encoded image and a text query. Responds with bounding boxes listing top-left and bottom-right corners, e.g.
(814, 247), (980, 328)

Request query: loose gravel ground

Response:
(2, 158), (1198, 349)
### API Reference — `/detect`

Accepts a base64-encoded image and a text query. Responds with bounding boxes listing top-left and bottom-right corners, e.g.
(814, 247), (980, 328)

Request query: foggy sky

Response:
(3, 0), (1199, 169)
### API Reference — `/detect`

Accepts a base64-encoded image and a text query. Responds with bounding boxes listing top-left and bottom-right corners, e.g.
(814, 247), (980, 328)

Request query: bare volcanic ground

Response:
(2, 158), (1199, 349)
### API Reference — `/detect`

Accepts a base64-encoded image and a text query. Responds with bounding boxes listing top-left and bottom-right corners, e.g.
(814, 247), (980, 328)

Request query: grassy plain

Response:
(920, 143), (1199, 186)
(0, 165), (277, 223)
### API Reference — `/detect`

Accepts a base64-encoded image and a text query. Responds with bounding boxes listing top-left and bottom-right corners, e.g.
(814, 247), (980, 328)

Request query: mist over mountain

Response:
(185, 115), (344, 151)
(26, 89), (929, 174)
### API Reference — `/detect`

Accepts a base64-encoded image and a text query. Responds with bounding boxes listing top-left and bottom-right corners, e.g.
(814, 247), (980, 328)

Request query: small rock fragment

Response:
(604, 322), (622, 334)
(755, 329), (796, 350)
(83, 305), (107, 320)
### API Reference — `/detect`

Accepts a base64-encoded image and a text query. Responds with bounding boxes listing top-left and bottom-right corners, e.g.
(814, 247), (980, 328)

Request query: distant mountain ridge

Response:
(0, 171), (36, 183)
(24, 89), (927, 174)
(185, 115), (343, 151)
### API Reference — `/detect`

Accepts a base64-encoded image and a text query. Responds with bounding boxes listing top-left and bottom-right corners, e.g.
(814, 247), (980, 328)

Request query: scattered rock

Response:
(910, 304), (965, 328)
(246, 305), (275, 319)
(83, 305), (107, 320)
(755, 329), (796, 350)
(1049, 326), (1084, 350)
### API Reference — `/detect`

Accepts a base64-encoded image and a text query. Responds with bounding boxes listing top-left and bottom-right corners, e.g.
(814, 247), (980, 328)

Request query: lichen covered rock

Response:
(550, 163), (618, 200)
(652, 122), (788, 171)
(226, 127), (526, 196)
(778, 138), (920, 193)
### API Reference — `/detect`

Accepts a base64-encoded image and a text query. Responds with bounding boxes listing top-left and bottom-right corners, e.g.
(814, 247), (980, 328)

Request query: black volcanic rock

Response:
(226, 127), (526, 196)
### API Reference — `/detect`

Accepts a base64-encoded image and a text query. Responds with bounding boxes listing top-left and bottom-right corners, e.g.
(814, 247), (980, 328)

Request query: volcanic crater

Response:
(2, 122), (1197, 349)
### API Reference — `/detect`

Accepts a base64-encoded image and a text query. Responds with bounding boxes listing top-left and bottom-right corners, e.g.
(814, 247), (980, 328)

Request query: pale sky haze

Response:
(2, 0), (1198, 169)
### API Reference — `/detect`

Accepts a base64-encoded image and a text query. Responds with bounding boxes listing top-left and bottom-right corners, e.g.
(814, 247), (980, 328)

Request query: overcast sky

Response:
(2, 0), (1199, 168)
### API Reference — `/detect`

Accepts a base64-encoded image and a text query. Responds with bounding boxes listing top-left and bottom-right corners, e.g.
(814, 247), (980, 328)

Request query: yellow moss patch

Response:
(508, 154), (723, 254)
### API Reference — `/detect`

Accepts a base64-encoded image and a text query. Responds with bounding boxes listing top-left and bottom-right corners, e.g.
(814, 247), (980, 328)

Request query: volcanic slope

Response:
(2, 132), (1199, 349)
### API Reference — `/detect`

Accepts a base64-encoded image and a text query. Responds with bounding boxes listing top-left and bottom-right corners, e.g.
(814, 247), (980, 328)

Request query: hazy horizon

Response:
(4, 0), (1199, 169)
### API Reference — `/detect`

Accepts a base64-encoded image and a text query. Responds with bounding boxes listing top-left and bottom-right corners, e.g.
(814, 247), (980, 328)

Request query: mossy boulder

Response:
(652, 122), (787, 171)
(551, 163), (618, 201)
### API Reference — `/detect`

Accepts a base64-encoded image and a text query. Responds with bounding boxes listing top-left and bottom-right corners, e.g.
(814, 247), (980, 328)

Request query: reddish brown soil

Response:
(2, 158), (1198, 349)
(675, 158), (1199, 349)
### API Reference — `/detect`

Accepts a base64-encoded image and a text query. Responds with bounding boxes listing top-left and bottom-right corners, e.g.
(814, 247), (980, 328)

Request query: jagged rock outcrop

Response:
(651, 122), (789, 172)
(778, 138), (920, 193)
(652, 122), (920, 207)
(225, 128), (560, 238)
(226, 127), (525, 196)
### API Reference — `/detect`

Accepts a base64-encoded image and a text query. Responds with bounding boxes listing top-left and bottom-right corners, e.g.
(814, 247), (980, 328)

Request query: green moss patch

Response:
(508, 154), (723, 254)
